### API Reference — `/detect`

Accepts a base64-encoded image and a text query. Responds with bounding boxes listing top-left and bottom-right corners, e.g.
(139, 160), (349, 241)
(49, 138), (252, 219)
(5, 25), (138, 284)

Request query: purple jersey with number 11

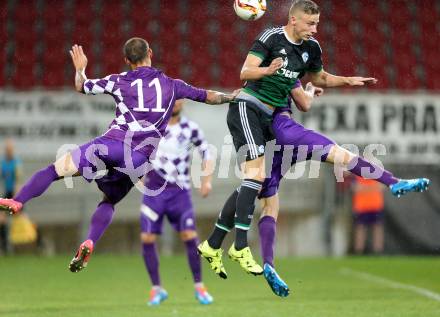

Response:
(83, 66), (207, 155)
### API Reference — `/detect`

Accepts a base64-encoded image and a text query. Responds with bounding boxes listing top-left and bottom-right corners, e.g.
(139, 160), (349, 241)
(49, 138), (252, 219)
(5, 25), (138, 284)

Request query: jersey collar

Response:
(283, 26), (303, 45)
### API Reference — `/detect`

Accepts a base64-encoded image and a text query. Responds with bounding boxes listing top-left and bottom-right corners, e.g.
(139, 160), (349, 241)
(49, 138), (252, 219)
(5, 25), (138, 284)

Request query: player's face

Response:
(172, 99), (184, 116)
(292, 12), (319, 41)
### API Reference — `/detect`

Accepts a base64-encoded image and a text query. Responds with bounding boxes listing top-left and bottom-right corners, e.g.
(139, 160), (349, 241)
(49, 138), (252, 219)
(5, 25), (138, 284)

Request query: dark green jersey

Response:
(244, 26), (323, 107)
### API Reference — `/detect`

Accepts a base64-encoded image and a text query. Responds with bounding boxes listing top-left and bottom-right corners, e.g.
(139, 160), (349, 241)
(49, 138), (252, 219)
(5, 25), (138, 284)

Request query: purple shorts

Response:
(354, 211), (384, 225)
(259, 113), (335, 198)
(71, 135), (150, 205)
(140, 176), (196, 234)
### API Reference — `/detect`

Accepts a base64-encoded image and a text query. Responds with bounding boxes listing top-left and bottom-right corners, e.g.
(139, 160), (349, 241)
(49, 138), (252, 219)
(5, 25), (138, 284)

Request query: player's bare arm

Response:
(240, 54), (283, 81)
(69, 44), (88, 93)
(309, 70), (377, 88)
(199, 159), (214, 198)
(205, 89), (240, 104)
(290, 82), (323, 112)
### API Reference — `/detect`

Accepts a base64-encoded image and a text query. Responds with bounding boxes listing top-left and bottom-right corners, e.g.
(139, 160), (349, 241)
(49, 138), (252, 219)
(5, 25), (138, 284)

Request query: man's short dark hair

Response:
(289, 0), (320, 16)
(123, 37), (149, 64)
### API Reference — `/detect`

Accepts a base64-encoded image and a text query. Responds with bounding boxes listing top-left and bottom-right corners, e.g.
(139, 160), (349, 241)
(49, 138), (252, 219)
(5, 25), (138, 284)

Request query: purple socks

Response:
(348, 157), (398, 186)
(15, 164), (59, 204)
(142, 238), (202, 287)
(184, 238), (202, 283)
(258, 216), (276, 267)
(142, 243), (161, 286)
(86, 201), (115, 243)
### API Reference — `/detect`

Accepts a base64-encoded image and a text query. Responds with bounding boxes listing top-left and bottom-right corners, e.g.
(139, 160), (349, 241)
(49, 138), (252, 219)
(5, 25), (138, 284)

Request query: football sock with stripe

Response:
(208, 189), (239, 249)
(235, 179), (263, 250)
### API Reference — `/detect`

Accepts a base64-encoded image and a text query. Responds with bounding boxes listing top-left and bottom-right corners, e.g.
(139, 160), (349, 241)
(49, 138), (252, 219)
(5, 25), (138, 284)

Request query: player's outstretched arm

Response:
(309, 70), (377, 88)
(240, 54), (283, 81)
(69, 44), (88, 93)
(205, 89), (240, 105)
(290, 82), (323, 112)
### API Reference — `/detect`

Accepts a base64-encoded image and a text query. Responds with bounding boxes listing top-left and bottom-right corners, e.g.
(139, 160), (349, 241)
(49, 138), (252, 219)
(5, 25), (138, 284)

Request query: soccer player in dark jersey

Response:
(197, 0), (376, 279)
(140, 99), (214, 305)
(0, 38), (238, 272)
(199, 0), (429, 283)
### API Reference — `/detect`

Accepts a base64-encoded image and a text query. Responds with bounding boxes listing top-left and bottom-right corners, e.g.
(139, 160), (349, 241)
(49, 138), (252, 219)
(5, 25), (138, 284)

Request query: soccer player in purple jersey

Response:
(0, 38), (238, 272)
(140, 99), (214, 305)
(258, 79), (429, 296)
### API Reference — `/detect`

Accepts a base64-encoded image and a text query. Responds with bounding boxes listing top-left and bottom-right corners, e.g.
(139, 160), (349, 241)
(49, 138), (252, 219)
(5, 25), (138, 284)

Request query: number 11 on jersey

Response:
(132, 78), (165, 113)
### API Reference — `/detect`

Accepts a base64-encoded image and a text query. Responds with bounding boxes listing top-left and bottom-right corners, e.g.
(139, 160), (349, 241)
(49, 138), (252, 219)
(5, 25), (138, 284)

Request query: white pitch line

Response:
(340, 267), (440, 302)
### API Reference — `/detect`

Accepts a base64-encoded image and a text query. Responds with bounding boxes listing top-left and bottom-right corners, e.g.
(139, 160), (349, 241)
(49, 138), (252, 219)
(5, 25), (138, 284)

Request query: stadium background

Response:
(0, 0), (439, 259)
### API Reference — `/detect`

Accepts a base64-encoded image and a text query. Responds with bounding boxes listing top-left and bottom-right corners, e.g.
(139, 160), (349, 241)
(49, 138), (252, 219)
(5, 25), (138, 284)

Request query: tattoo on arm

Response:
(218, 93), (235, 104)
(206, 91), (235, 104)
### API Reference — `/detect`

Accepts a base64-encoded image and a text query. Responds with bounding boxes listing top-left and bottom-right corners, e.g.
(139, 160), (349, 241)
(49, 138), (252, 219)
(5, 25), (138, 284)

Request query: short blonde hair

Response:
(289, 0), (320, 17)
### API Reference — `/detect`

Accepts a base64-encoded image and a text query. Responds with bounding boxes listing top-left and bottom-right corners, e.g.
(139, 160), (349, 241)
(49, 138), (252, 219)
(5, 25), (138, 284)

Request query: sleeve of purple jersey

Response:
(279, 80), (302, 113)
(190, 124), (210, 161)
(83, 74), (118, 95)
(174, 79), (207, 102)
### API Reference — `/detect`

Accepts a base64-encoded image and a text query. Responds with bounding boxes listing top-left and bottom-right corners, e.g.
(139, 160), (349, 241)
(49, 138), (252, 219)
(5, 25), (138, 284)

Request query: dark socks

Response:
(208, 189), (239, 249)
(234, 179), (262, 250)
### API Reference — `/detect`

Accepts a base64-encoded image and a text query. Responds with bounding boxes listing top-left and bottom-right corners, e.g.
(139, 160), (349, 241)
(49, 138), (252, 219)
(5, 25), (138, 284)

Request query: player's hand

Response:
(69, 44), (88, 71)
(265, 57), (284, 76)
(305, 82), (324, 97)
(346, 77), (378, 86)
(199, 181), (212, 198)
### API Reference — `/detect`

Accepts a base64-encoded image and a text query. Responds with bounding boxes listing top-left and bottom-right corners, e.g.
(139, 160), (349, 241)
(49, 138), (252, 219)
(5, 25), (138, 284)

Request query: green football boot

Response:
(228, 245), (263, 276)
(197, 240), (227, 279)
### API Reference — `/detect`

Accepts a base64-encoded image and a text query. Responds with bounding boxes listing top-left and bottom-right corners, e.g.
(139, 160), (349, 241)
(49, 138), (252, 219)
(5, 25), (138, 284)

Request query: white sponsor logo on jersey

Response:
(276, 57), (299, 78)
(302, 52), (309, 63)
(279, 48), (287, 55)
(278, 68), (300, 79)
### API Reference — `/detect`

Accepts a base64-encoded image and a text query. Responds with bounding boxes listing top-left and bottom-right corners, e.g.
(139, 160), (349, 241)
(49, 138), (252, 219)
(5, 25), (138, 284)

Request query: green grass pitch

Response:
(1, 255), (439, 317)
